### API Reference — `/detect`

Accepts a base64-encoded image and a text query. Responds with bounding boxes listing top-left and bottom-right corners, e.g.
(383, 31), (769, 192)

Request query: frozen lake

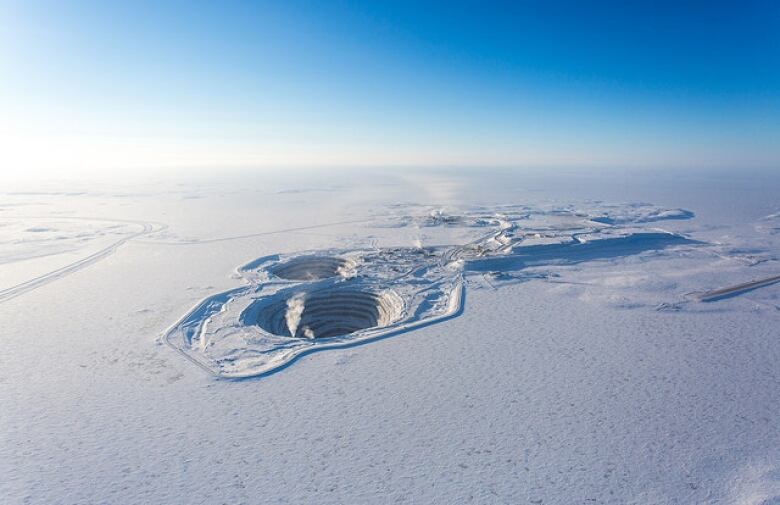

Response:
(2, 167), (779, 504)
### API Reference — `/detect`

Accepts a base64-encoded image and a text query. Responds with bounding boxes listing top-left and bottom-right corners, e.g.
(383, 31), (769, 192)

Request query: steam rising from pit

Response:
(285, 293), (306, 338)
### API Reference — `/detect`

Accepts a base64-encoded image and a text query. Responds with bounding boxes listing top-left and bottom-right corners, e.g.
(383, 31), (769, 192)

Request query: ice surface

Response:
(1, 168), (779, 504)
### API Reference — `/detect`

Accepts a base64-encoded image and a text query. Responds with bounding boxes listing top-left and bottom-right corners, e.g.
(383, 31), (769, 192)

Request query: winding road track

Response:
(0, 216), (373, 305)
(0, 218), (159, 305)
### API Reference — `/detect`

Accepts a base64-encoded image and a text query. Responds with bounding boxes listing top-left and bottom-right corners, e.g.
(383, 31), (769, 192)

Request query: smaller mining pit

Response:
(270, 255), (351, 281)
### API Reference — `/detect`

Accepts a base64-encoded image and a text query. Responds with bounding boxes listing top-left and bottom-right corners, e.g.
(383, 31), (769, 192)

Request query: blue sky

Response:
(1, 1), (778, 175)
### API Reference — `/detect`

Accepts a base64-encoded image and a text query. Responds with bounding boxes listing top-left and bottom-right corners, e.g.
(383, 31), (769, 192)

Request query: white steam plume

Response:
(285, 293), (306, 337)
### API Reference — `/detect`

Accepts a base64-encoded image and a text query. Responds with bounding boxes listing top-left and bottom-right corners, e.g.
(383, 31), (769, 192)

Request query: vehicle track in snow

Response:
(136, 218), (374, 245)
(0, 217), (162, 305)
(0, 216), (372, 305)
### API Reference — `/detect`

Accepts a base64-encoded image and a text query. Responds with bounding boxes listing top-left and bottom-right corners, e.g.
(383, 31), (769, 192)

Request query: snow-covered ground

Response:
(1, 167), (779, 504)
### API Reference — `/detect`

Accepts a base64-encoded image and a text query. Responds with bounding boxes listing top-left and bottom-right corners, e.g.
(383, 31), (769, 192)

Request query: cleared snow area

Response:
(1, 168), (779, 504)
